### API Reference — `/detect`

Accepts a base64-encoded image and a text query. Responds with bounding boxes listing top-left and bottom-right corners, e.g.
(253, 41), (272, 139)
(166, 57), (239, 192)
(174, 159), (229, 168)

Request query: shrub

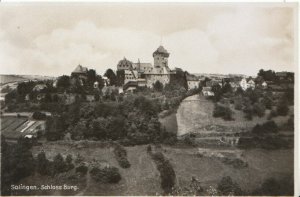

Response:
(32, 111), (47, 120)
(90, 166), (121, 183)
(36, 151), (51, 175)
(151, 152), (176, 194)
(52, 153), (67, 174)
(243, 105), (253, 120)
(217, 176), (243, 195)
(268, 109), (278, 120)
(76, 165), (88, 175)
(252, 121), (278, 134)
(253, 102), (266, 117)
(213, 104), (234, 121)
(277, 96), (289, 116)
(113, 144), (130, 168)
(234, 98), (243, 110)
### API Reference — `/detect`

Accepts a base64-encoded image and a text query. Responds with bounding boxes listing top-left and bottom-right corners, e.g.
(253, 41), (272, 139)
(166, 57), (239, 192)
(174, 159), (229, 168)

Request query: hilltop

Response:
(0, 74), (56, 85)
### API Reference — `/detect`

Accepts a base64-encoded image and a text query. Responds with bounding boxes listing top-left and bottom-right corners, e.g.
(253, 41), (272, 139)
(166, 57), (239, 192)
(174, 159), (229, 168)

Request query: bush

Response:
(268, 109), (278, 120)
(252, 178), (293, 196)
(252, 121), (278, 134)
(213, 104), (234, 121)
(277, 96), (289, 116)
(234, 98), (243, 110)
(217, 176), (243, 195)
(151, 152), (176, 194)
(32, 111), (47, 120)
(90, 166), (121, 183)
(76, 165), (88, 175)
(113, 144), (130, 168)
(253, 102), (266, 117)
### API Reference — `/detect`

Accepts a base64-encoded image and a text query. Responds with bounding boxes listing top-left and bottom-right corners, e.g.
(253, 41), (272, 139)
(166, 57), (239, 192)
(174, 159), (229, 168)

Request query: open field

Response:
(30, 142), (162, 196)
(176, 94), (292, 136)
(0, 116), (45, 139)
(27, 141), (293, 195)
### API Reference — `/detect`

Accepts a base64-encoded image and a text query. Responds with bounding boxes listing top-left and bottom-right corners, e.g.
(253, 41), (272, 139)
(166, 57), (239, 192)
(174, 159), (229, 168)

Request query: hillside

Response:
(0, 74), (56, 84)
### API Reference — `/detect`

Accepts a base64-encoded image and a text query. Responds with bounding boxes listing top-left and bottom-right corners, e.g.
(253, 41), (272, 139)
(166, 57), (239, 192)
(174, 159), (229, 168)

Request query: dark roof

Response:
(153, 45), (169, 57)
(72, 65), (88, 74)
(186, 74), (198, 81)
(117, 58), (133, 70)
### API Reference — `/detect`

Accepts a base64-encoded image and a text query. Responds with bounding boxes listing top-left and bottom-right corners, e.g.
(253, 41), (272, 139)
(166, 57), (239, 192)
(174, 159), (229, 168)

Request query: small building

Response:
(94, 81), (99, 89)
(123, 81), (138, 93)
(186, 74), (200, 90)
(262, 81), (268, 89)
(71, 64), (88, 80)
(247, 79), (255, 89)
(32, 84), (47, 92)
(202, 87), (214, 97)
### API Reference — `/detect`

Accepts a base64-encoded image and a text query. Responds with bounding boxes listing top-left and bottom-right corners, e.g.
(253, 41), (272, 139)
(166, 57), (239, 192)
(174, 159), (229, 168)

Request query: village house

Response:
(240, 78), (255, 91)
(71, 64), (88, 80)
(186, 74), (200, 90)
(202, 87), (214, 97)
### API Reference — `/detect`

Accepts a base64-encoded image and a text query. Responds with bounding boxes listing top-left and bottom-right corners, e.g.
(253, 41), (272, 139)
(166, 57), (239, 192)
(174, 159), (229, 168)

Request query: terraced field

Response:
(0, 116), (45, 139)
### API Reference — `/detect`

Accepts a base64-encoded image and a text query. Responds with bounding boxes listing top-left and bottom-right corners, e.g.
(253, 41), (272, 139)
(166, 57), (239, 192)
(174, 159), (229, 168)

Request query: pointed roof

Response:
(153, 45), (169, 57)
(72, 64), (88, 74)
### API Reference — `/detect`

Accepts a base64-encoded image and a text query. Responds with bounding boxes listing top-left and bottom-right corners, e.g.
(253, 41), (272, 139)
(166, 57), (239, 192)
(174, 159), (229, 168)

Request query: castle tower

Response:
(153, 45), (169, 68)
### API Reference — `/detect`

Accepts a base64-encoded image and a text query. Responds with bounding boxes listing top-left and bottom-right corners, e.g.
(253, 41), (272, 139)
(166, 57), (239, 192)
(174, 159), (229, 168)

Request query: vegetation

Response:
(149, 151), (176, 194)
(113, 143), (131, 168)
(217, 176), (243, 196)
(90, 166), (121, 183)
(213, 104), (234, 121)
(252, 121), (278, 134)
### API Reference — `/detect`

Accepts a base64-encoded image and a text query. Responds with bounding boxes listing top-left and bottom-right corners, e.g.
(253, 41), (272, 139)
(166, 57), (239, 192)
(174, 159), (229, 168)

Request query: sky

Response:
(0, 3), (297, 76)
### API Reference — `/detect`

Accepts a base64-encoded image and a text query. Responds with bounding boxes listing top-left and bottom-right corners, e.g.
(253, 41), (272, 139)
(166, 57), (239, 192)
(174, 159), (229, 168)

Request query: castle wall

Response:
(145, 74), (171, 88)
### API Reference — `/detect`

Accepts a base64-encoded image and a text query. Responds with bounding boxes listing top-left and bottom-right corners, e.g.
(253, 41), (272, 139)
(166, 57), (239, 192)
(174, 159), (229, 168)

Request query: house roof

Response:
(117, 58), (133, 70)
(72, 64), (88, 74)
(153, 45), (170, 57)
(186, 74), (198, 81)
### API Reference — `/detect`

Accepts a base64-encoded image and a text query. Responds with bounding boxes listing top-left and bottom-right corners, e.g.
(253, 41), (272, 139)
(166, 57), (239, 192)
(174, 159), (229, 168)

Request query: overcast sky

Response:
(0, 3), (297, 76)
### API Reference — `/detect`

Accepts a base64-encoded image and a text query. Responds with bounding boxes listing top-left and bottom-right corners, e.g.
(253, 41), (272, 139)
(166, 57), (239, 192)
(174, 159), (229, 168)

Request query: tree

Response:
(32, 111), (47, 120)
(277, 95), (289, 116)
(104, 69), (117, 86)
(258, 69), (277, 82)
(36, 151), (51, 175)
(53, 153), (66, 174)
(154, 80), (163, 92)
(217, 176), (243, 195)
(253, 102), (266, 117)
(57, 75), (71, 90)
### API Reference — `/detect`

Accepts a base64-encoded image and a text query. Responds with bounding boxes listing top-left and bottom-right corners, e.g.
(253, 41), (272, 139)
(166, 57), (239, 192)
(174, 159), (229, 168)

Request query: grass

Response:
(28, 141), (293, 195)
(176, 94), (292, 136)
(30, 142), (162, 195)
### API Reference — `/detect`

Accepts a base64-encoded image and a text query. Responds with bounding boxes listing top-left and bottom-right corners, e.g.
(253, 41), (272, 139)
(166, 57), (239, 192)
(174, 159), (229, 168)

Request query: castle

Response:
(117, 45), (176, 89)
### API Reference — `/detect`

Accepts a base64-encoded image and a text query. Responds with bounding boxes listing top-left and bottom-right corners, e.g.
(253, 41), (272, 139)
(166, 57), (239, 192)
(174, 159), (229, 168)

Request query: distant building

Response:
(202, 87), (214, 96)
(186, 74), (200, 90)
(32, 84), (47, 92)
(240, 78), (255, 91)
(116, 45), (176, 89)
(71, 64), (88, 80)
(143, 46), (176, 87)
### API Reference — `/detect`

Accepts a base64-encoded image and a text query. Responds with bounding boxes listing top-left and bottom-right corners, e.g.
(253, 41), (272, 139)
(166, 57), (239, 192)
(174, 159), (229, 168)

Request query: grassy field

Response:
(30, 142), (162, 196)
(176, 94), (292, 136)
(27, 141), (293, 195)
